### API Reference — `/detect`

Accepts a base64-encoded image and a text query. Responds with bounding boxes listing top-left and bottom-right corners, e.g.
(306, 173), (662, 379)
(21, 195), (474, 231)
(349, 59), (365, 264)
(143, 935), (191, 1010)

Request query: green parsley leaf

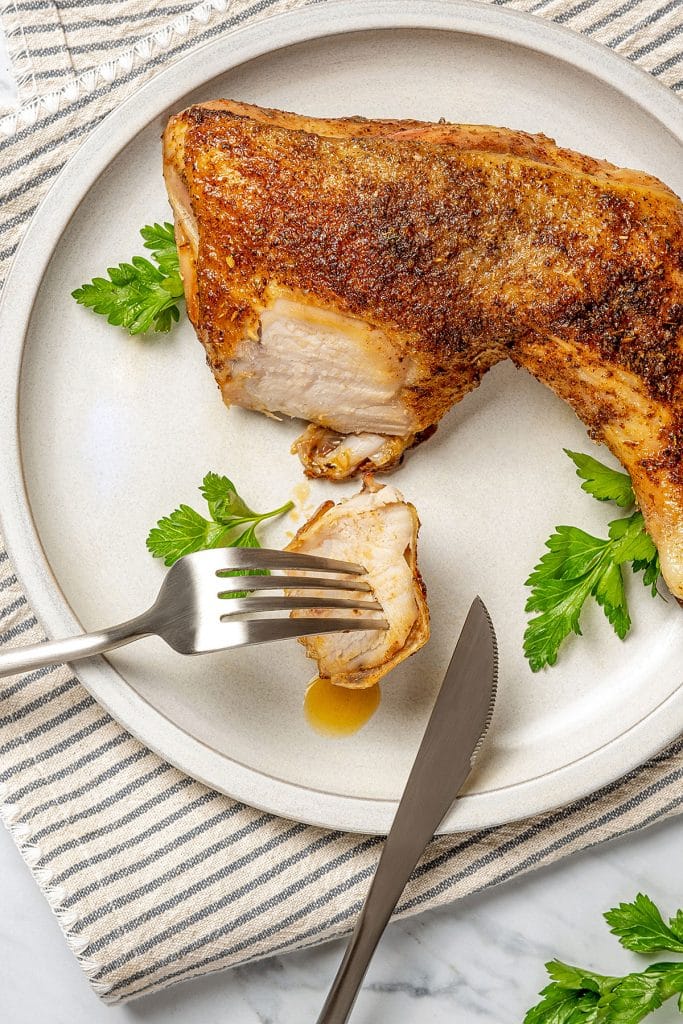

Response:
(605, 895), (683, 955)
(146, 472), (293, 567)
(625, 520), (662, 598)
(593, 558), (630, 640)
(199, 472), (255, 523)
(525, 526), (608, 592)
(546, 959), (612, 994)
(140, 222), (180, 276)
(524, 455), (662, 671)
(523, 521), (635, 671)
(525, 900), (683, 1024)
(525, 961), (682, 1024)
(523, 980), (602, 1024)
(524, 568), (595, 671)
(524, 961), (611, 1024)
(145, 504), (228, 565)
(72, 222), (184, 335)
(632, 553), (662, 597)
(603, 970), (665, 1024)
(607, 513), (658, 564)
(653, 962), (683, 1002)
(609, 514), (663, 599)
(565, 449), (635, 508)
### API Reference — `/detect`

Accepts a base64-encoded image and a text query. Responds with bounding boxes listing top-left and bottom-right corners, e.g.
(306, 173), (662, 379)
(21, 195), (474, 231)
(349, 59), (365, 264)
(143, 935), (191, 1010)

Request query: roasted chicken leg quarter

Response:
(163, 100), (683, 600)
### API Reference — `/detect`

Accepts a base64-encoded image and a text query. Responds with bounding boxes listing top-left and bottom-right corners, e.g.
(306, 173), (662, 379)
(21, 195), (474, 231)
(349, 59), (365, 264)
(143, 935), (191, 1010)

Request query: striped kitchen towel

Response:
(0, 0), (682, 1004)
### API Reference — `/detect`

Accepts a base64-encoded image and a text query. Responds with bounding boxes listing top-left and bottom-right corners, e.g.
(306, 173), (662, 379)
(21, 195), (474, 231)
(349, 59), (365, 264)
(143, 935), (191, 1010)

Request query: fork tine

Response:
(189, 548), (367, 575)
(221, 617), (389, 647)
(217, 575), (373, 595)
(220, 596), (383, 616)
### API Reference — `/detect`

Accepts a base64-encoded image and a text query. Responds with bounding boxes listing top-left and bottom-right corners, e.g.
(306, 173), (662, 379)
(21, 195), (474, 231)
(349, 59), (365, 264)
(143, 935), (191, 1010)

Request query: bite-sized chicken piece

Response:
(291, 424), (427, 480)
(163, 100), (683, 599)
(286, 477), (429, 688)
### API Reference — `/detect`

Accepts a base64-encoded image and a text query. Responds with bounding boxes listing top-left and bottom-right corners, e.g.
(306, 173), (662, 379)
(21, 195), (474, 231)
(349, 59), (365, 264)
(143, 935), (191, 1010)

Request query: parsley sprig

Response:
(72, 222), (184, 334)
(605, 894), (683, 955)
(525, 894), (683, 1023)
(146, 471), (293, 567)
(524, 450), (661, 671)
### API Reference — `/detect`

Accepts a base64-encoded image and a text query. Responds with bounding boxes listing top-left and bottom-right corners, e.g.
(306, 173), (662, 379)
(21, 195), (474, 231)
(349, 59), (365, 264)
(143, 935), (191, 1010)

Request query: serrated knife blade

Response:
(315, 596), (498, 1024)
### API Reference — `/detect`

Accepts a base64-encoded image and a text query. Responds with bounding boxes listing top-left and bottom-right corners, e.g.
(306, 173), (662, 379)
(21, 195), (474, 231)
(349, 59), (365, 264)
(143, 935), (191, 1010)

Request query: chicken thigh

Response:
(163, 100), (683, 598)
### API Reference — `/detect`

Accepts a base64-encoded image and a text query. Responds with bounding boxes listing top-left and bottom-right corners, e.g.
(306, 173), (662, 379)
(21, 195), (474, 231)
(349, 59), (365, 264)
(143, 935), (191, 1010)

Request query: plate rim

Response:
(1, 0), (681, 834)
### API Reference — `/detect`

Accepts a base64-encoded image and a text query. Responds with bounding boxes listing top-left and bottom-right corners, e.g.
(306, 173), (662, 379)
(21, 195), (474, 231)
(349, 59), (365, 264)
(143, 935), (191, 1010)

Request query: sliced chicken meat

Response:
(286, 478), (429, 688)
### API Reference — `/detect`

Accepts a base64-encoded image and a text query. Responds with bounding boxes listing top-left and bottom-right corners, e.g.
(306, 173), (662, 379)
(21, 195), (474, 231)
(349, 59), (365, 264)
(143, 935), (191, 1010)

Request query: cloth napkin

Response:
(0, 0), (681, 1004)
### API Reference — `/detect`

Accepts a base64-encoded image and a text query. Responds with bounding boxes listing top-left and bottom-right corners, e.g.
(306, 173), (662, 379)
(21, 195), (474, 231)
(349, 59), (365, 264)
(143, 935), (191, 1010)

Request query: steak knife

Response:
(315, 596), (498, 1024)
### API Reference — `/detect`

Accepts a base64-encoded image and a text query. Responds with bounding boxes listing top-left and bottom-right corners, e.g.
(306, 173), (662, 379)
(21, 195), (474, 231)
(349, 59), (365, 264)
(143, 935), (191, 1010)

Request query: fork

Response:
(0, 548), (388, 679)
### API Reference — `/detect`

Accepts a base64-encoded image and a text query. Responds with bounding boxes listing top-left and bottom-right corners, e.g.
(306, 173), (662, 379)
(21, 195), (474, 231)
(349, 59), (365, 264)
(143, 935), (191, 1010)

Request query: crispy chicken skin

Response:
(163, 100), (683, 599)
(285, 477), (429, 688)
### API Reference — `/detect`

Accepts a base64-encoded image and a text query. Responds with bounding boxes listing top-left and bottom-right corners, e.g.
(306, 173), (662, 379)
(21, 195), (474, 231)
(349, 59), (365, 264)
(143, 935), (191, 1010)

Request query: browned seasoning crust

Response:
(166, 101), (682, 412)
(163, 100), (683, 595)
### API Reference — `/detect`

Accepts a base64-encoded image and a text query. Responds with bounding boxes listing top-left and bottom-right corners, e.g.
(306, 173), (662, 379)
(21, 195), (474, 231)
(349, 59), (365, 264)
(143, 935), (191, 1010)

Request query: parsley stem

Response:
(147, 474), (295, 566)
(217, 501), (294, 534)
(254, 500), (295, 522)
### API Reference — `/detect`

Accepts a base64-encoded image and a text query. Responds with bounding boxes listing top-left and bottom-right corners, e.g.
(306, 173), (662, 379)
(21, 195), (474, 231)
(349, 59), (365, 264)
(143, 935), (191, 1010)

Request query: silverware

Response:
(0, 548), (388, 679)
(315, 596), (498, 1024)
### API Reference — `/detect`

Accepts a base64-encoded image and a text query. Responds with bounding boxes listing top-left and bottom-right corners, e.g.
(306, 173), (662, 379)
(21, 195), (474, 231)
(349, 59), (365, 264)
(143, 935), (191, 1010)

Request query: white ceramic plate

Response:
(1, 0), (682, 834)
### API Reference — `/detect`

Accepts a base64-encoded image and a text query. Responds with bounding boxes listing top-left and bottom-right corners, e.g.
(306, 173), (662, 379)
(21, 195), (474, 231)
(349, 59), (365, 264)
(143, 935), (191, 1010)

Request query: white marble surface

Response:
(1, 29), (682, 1024)
(2, 814), (682, 1022)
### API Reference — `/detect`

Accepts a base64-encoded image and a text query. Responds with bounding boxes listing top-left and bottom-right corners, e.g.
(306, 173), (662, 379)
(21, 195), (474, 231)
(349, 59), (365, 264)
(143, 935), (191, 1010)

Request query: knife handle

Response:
(315, 597), (496, 1024)
(314, 782), (455, 1024)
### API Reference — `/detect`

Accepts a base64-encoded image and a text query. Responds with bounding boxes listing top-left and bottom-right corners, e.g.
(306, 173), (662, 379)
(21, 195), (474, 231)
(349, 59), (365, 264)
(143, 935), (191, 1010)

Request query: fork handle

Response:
(0, 614), (153, 679)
